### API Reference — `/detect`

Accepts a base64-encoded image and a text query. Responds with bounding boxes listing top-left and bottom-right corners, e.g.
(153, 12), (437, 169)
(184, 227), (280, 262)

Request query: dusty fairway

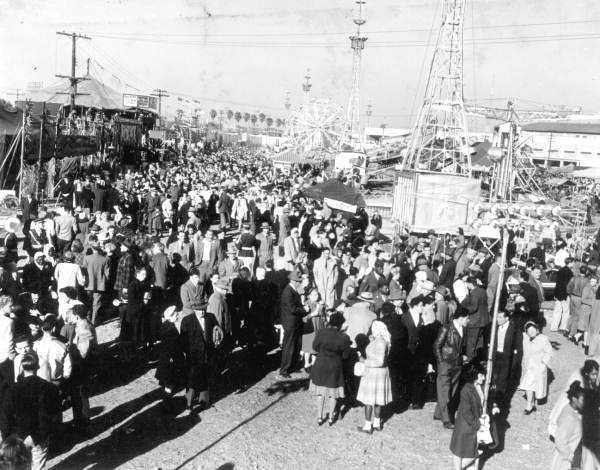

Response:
(48, 312), (588, 470)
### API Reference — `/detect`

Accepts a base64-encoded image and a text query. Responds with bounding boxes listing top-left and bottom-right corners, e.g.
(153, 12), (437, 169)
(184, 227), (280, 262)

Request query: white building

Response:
(520, 120), (600, 168)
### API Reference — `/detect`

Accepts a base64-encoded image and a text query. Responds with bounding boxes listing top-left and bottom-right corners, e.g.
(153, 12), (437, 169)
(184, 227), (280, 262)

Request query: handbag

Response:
(477, 415), (494, 445)
(353, 361), (365, 377)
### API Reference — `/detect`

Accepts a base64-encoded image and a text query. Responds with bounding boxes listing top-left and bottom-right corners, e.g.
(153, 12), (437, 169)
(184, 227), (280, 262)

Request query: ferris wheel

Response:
(286, 98), (346, 151)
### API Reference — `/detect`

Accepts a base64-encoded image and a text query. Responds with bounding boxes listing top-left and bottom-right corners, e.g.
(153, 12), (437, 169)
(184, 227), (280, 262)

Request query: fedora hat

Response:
(358, 291), (375, 302)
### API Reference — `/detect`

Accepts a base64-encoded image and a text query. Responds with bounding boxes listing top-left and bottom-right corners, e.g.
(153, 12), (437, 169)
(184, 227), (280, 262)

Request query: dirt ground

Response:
(43, 305), (593, 470)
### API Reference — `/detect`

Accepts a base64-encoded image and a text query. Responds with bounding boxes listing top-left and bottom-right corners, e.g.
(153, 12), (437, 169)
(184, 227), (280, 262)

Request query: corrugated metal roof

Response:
(522, 120), (600, 135)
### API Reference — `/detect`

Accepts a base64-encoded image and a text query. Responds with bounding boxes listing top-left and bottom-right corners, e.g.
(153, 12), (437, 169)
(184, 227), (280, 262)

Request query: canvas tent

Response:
(301, 179), (366, 213)
(26, 73), (124, 110)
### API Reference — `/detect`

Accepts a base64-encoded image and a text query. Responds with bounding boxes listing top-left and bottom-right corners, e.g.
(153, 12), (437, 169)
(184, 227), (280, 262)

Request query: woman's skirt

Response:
(309, 381), (345, 399)
(356, 366), (392, 406)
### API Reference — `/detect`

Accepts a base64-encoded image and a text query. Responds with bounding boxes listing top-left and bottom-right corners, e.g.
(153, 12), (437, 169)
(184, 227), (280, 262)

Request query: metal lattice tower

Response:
(402, 0), (471, 176)
(302, 69), (312, 108)
(345, 0), (367, 144)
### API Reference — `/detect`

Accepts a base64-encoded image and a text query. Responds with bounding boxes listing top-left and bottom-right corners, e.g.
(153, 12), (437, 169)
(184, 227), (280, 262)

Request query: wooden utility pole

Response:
(151, 89), (169, 129)
(55, 31), (91, 109)
(36, 102), (46, 197)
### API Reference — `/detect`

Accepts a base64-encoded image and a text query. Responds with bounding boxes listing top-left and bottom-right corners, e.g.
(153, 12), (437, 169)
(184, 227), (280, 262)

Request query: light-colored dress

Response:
(519, 333), (553, 398)
(356, 337), (392, 406)
(550, 405), (582, 470)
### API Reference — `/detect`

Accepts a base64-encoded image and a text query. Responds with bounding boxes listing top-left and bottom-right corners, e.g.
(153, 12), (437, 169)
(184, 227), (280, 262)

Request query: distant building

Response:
(520, 120), (600, 168)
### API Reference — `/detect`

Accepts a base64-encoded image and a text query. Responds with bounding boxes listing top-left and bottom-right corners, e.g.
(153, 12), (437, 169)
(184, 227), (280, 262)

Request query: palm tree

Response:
(234, 111), (242, 126)
(243, 113), (250, 128)
(227, 109), (233, 121)
(250, 114), (258, 127)
(258, 112), (266, 124)
(275, 118), (283, 128)
(266, 117), (273, 128)
(209, 109), (217, 120)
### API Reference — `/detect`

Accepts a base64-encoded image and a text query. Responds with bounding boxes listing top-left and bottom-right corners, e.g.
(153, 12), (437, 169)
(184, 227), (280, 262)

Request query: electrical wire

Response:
(86, 18), (600, 38)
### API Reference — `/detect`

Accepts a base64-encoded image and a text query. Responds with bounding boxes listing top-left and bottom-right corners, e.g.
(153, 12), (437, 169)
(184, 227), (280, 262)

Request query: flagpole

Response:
(483, 228), (509, 409)
(19, 104), (25, 197)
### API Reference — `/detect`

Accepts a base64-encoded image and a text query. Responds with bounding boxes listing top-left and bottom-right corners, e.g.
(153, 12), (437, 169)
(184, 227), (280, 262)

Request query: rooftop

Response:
(522, 120), (600, 135)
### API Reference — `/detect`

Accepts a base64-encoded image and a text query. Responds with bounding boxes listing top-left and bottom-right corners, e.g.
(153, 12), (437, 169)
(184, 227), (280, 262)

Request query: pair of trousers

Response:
(279, 324), (301, 375)
(185, 388), (209, 409)
(434, 364), (461, 423)
(87, 291), (103, 326)
(465, 326), (484, 360)
(219, 212), (229, 229)
(404, 358), (427, 406)
(568, 296), (582, 336)
(551, 299), (570, 331)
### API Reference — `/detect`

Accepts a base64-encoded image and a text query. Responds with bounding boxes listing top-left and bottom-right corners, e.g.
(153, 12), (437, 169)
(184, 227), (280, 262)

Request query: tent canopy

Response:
(27, 73), (124, 110)
(301, 179), (366, 211)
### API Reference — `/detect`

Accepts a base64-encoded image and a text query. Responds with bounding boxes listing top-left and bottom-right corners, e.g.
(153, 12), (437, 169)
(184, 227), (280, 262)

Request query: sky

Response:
(1, 0), (600, 127)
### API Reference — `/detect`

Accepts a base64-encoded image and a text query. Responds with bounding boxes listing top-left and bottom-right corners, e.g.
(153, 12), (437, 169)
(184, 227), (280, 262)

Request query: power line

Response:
(86, 18), (600, 38)
(88, 32), (600, 48)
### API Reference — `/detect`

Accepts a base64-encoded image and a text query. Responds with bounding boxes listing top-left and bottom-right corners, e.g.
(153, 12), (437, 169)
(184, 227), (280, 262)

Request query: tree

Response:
(266, 117), (274, 128)
(175, 109), (184, 122)
(227, 109), (233, 121)
(243, 112), (250, 123)
(234, 111), (242, 123)
(250, 114), (257, 126)
(275, 118), (283, 128)
(258, 112), (266, 124)
(209, 109), (217, 120)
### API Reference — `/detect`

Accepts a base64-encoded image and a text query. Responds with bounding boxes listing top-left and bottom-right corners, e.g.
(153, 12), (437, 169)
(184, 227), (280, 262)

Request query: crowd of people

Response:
(0, 145), (597, 469)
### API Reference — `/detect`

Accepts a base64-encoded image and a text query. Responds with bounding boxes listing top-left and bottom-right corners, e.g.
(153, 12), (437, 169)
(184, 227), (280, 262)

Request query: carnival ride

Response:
(286, 98), (346, 152)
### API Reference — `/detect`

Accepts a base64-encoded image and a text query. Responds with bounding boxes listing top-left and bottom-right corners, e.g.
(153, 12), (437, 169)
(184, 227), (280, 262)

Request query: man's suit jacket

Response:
(400, 311), (424, 357)
(6, 375), (59, 443)
(461, 286), (490, 328)
(168, 241), (194, 270)
(180, 279), (205, 311)
(19, 197), (38, 221)
(179, 312), (220, 364)
(283, 236), (301, 263)
(22, 262), (53, 296)
(358, 271), (386, 294)
(486, 263), (501, 310)
(150, 252), (169, 289)
(82, 252), (109, 292)
(193, 238), (219, 270)
(279, 284), (305, 329)
(218, 259), (240, 286)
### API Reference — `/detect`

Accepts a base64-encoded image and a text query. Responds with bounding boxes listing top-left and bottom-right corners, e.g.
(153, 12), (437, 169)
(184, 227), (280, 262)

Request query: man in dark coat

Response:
(19, 192), (38, 236)
(81, 243), (109, 326)
(400, 294), (434, 409)
(180, 267), (206, 311)
(380, 300), (408, 410)
(433, 309), (469, 428)
(22, 253), (53, 298)
(438, 252), (457, 288)
(491, 310), (521, 410)
(279, 270), (308, 378)
(179, 305), (223, 415)
(4, 353), (60, 470)
(461, 277), (490, 360)
(551, 257), (574, 333)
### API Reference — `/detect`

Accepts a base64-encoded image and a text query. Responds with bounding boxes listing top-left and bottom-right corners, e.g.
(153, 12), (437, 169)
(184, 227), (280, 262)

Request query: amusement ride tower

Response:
(402, 0), (471, 176)
(345, 0), (367, 146)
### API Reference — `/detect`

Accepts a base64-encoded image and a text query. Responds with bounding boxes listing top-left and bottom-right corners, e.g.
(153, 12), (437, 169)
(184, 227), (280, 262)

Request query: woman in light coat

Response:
(588, 285), (600, 356)
(312, 247), (338, 309)
(519, 321), (553, 414)
(550, 381), (584, 470)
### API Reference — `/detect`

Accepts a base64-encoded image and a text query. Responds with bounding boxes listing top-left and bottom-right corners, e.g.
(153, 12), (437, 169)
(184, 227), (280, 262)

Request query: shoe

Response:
(356, 426), (372, 435)
(524, 406), (537, 415)
(328, 413), (338, 427)
(443, 422), (455, 429)
(373, 423), (383, 431)
(317, 417), (326, 426)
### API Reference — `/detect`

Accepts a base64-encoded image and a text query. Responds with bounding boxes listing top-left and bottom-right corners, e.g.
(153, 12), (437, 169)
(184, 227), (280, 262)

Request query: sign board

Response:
(392, 171), (481, 233)
(123, 94), (158, 111)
